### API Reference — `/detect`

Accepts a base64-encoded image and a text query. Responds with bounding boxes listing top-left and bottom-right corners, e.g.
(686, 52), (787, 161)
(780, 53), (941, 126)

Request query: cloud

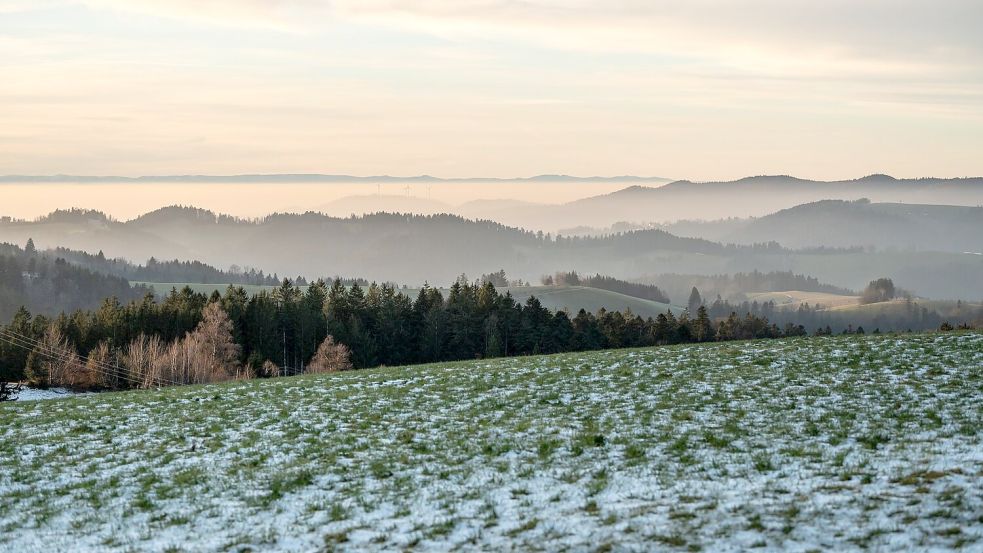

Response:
(25, 1), (980, 80)
(72, 0), (333, 30)
(334, 1), (983, 75)
(2, 0), (981, 178)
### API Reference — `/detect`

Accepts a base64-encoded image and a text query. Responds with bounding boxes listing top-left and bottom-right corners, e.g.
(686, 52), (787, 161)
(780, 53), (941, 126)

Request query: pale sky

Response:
(2, 0), (982, 180)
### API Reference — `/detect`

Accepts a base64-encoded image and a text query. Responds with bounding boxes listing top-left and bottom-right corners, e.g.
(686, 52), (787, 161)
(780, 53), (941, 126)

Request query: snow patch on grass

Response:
(1, 332), (981, 551)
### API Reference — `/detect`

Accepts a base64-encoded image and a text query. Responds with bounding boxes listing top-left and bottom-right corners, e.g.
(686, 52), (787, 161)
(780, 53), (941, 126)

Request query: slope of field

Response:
(505, 286), (680, 316)
(825, 298), (983, 315)
(2, 333), (981, 551)
(746, 291), (861, 309)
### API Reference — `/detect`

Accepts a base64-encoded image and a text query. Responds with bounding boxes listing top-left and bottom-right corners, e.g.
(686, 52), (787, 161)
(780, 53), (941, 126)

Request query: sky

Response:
(2, 0), (982, 181)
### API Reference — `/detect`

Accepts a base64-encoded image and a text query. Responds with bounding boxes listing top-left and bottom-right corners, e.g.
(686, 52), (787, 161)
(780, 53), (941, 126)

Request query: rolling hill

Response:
(669, 200), (983, 253)
(744, 290), (862, 310)
(2, 206), (982, 300)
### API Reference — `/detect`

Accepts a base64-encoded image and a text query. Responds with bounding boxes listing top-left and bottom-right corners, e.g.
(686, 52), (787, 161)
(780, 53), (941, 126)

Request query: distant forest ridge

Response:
(1, 205), (979, 299)
(12, 206), (780, 254)
(1, 239), (856, 318)
(0, 244), (148, 322)
(659, 199), (983, 253)
(46, 247), (364, 289)
(1, 240), (979, 341)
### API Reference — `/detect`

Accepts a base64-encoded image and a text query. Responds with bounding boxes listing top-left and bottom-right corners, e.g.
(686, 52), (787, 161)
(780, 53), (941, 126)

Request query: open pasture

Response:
(1, 332), (981, 551)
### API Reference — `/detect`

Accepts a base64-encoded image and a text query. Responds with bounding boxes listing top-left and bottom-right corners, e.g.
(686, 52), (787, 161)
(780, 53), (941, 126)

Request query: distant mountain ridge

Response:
(659, 174), (980, 189)
(523, 174), (983, 232)
(6, 173), (981, 234)
(0, 174), (673, 183)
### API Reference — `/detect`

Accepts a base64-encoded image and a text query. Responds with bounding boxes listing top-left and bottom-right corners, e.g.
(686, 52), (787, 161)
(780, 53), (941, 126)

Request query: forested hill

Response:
(0, 207), (734, 282)
(46, 246), (281, 286)
(714, 200), (983, 252)
(0, 243), (147, 322)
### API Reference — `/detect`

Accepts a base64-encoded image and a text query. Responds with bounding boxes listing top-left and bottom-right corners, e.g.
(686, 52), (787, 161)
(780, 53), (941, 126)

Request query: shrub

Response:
(860, 278), (896, 305)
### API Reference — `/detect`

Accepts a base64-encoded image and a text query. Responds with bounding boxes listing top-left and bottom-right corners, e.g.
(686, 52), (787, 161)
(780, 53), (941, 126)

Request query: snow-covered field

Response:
(1, 332), (981, 551)
(5, 387), (80, 402)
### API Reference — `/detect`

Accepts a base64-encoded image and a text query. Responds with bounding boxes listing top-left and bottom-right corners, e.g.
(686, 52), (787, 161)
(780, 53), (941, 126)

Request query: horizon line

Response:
(0, 173), (674, 183)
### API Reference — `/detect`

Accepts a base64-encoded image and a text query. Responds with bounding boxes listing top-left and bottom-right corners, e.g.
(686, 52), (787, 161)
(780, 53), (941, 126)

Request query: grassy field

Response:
(826, 298), (983, 314)
(2, 333), (982, 551)
(745, 290), (861, 310)
(135, 283), (682, 316)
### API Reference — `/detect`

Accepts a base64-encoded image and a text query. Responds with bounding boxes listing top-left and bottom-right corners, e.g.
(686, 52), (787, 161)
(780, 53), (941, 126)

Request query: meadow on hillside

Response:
(1, 333), (981, 551)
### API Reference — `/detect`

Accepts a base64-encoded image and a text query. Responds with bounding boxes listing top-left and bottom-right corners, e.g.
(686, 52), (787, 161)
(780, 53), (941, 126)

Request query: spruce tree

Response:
(694, 305), (712, 342)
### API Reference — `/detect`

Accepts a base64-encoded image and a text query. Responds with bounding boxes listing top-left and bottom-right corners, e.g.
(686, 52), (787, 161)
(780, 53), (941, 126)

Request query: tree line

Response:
(542, 271), (671, 304)
(699, 292), (982, 334)
(649, 270), (855, 303)
(1, 278), (811, 390)
(0, 240), (374, 321)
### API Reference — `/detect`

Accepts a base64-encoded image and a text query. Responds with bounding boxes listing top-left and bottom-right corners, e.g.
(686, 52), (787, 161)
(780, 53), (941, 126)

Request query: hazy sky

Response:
(2, 0), (982, 180)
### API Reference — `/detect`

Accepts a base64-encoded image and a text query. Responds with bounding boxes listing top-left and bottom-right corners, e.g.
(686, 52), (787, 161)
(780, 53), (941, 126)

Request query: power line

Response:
(0, 328), (154, 388)
(0, 328), (183, 388)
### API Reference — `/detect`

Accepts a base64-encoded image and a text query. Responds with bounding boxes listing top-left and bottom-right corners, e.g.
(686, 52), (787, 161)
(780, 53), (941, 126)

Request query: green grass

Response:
(1, 332), (981, 551)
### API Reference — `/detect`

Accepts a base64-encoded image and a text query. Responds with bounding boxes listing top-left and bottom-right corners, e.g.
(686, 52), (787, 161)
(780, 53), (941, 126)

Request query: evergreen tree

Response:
(693, 305), (712, 342)
(688, 287), (703, 314)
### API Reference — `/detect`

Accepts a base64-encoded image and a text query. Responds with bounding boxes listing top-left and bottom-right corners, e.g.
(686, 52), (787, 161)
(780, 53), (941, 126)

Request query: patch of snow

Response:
(7, 386), (82, 401)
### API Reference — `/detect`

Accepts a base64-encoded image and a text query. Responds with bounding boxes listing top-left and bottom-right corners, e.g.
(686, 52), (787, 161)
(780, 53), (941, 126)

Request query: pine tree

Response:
(694, 305), (712, 342)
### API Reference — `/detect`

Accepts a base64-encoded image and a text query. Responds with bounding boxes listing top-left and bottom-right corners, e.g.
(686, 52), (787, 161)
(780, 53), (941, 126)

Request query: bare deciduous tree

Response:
(306, 335), (353, 373)
(77, 340), (114, 390)
(26, 324), (83, 389)
(120, 304), (241, 388)
(123, 334), (168, 388)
